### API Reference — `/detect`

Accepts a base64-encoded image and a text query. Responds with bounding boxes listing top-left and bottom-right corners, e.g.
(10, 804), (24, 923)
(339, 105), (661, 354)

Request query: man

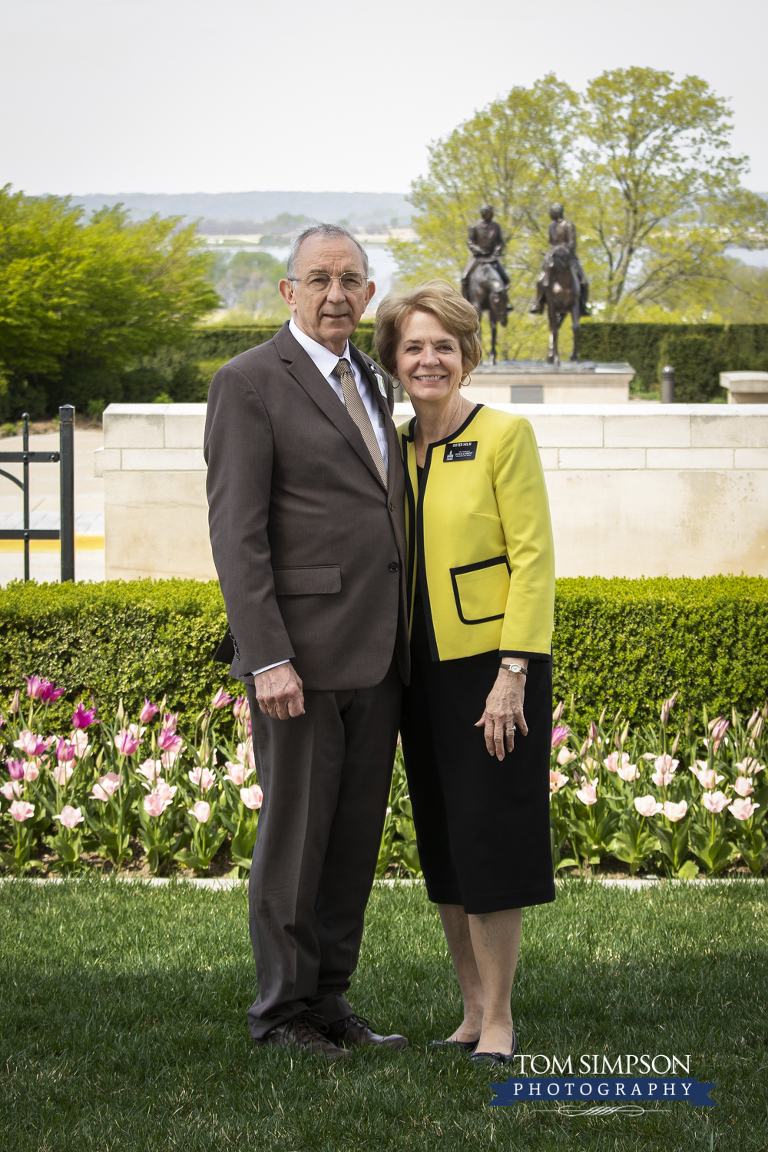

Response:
(461, 205), (511, 301)
(529, 203), (590, 316)
(204, 224), (410, 1058)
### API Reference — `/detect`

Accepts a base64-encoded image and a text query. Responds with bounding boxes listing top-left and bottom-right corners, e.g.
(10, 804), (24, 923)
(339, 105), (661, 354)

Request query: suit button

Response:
(388, 561), (400, 573)
(389, 501), (395, 512)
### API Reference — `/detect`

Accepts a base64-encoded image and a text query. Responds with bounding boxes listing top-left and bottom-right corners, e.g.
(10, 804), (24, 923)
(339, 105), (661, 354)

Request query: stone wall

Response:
(96, 402), (768, 580)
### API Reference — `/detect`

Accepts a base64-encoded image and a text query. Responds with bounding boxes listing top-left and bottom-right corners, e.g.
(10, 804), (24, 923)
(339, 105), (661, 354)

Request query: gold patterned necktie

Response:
(332, 357), (388, 486)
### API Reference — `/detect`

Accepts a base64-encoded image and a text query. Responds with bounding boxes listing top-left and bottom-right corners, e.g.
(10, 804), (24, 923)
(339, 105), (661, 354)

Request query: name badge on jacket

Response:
(444, 441), (477, 462)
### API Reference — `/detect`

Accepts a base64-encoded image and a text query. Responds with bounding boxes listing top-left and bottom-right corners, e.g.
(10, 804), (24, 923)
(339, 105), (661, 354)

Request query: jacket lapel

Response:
(274, 323), (386, 489)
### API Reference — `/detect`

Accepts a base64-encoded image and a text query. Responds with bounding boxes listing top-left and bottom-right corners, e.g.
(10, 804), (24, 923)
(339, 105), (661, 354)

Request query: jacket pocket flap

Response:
(273, 565), (342, 596)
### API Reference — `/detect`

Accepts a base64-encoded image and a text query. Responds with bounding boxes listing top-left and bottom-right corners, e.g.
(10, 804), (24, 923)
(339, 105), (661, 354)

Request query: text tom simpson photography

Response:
(1, 1), (767, 1149)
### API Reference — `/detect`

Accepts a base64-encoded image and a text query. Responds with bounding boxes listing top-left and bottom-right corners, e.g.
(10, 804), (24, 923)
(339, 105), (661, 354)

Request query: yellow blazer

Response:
(398, 404), (555, 662)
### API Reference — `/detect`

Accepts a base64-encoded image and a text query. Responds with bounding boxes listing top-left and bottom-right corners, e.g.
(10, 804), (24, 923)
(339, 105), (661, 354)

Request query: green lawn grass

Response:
(1, 880), (766, 1152)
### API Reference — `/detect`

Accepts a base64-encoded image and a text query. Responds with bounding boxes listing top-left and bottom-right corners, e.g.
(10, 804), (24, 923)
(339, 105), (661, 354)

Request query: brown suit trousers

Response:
(204, 323), (409, 1038)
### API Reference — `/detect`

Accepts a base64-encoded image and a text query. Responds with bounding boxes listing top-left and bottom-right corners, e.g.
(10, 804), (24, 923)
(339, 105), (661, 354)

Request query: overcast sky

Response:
(1, 0), (766, 197)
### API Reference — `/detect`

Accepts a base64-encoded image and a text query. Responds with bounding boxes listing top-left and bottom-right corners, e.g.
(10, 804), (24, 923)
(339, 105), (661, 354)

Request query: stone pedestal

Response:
(720, 371), (768, 404)
(464, 361), (635, 404)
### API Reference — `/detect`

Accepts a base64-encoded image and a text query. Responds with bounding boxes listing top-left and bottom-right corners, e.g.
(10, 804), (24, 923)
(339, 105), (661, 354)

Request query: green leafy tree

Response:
(392, 68), (768, 336)
(213, 251), (290, 321)
(0, 186), (219, 416)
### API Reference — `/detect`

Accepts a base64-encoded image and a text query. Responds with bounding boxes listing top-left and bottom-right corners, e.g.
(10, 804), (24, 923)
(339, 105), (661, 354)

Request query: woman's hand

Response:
(475, 668), (528, 760)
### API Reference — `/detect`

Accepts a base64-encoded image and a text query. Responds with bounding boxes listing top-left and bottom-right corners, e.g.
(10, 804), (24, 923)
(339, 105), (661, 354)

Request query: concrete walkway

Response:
(0, 428), (104, 585)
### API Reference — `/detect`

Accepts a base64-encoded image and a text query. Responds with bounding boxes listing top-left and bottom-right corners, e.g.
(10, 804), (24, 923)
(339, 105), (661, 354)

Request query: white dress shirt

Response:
(252, 319), (390, 677)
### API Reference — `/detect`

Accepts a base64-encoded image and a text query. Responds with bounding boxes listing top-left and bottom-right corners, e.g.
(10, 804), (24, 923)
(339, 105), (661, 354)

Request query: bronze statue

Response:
(530, 204), (590, 364)
(461, 205), (510, 363)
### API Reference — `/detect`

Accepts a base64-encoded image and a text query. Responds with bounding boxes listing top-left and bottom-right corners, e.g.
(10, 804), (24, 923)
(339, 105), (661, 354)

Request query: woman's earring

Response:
(460, 373), (472, 388)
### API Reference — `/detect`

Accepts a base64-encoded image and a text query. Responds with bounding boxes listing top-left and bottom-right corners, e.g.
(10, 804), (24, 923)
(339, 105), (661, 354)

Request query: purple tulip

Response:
(72, 702), (97, 730)
(7, 758), (25, 780)
(551, 724), (570, 749)
(139, 699), (160, 724)
(232, 695), (249, 721)
(161, 711), (178, 735)
(56, 737), (76, 764)
(211, 687), (234, 710)
(114, 728), (141, 756)
(24, 675), (46, 700)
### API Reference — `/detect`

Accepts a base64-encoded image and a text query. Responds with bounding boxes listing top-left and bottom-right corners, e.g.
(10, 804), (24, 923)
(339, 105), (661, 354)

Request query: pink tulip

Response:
(708, 716), (729, 751)
(144, 785), (176, 817)
(24, 675), (46, 700)
(10, 689), (19, 713)
(735, 758), (765, 777)
(549, 770), (568, 793)
(161, 711), (178, 736)
(663, 800), (688, 822)
(641, 752), (656, 761)
(575, 781), (598, 806)
(138, 758), (163, 785)
(189, 800), (211, 823)
(211, 687), (234, 710)
(236, 739), (256, 772)
(654, 754), (679, 776)
(22, 762), (39, 782)
(155, 780), (177, 804)
(7, 758), (25, 780)
(139, 699), (160, 723)
(232, 695), (249, 721)
(90, 772), (122, 801)
(690, 764), (724, 790)
(747, 715), (763, 740)
(9, 799), (35, 821)
(70, 730), (90, 760)
(604, 751), (632, 774)
(71, 702), (97, 729)
(56, 737), (76, 763)
(1, 780), (23, 800)
(188, 766), (216, 792)
(660, 690), (679, 725)
(732, 776), (754, 798)
(10, 796), (33, 820)
(634, 795), (663, 818)
(14, 730), (47, 757)
(223, 762), (252, 786)
(617, 763), (639, 782)
(552, 700), (564, 723)
(240, 785), (263, 810)
(581, 756), (599, 772)
(556, 747), (575, 766)
(160, 747), (183, 770)
(729, 798), (760, 821)
(702, 791), (729, 814)
(53, 763), (74, 786)
(551, 725), (570, 749)
(54, 804), (84, 829)
(588, 721), (599, 743)
(114, 728), (141, 756)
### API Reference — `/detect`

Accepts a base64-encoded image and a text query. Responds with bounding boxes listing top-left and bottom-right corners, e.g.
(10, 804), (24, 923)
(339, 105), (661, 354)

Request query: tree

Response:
(0, 186), (219, 416)
(213, 250), (290, 319)
(392, 68), (768, 341)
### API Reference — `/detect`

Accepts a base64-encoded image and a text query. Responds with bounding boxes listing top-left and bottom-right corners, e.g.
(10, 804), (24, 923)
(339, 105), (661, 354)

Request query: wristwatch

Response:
(500, 661), (527, 676)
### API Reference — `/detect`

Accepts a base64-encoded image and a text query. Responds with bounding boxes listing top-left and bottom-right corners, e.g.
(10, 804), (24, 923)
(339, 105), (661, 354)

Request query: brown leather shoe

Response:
(327, 1013), (408, 1050)
(258, 1012), (351, 1058)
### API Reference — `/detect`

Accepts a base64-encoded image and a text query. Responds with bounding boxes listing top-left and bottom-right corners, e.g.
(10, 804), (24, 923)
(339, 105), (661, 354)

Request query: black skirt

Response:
(400, 601), (556, 915)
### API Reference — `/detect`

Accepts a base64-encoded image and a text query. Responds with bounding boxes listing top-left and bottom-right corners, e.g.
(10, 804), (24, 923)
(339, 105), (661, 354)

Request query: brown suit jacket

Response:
(204, 322), (410, 691)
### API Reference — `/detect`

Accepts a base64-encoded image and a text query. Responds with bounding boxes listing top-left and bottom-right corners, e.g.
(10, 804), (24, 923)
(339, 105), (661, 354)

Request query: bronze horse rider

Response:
(530, 204), (590, 364)
(461, 205), (510, 364)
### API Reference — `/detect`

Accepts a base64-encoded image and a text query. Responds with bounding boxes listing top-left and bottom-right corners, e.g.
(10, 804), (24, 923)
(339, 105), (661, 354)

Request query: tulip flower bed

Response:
(0, 673), (766, 879)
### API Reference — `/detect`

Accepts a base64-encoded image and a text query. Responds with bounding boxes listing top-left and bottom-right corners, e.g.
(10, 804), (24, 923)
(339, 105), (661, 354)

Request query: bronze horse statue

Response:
(542, 244), (582, 364)
(466, 258), (509, 364)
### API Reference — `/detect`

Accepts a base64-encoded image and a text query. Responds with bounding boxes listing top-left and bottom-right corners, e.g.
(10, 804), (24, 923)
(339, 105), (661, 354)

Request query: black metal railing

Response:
(0, 405), (75, 582)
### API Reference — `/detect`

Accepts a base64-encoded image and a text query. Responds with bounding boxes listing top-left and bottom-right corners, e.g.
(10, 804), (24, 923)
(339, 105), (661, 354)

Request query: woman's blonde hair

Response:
(374, 279), (482, 379)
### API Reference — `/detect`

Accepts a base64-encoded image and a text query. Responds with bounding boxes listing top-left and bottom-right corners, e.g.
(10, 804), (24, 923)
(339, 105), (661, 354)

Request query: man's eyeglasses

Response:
(291, 273), (368, 294)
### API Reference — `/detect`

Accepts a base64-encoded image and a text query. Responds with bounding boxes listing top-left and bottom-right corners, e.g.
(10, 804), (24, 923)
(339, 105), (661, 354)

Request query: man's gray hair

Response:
(286, 223), (369, 280)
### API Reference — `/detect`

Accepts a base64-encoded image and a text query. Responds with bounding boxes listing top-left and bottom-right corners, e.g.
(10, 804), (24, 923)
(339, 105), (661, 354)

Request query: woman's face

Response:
(394, 310), (463, 404)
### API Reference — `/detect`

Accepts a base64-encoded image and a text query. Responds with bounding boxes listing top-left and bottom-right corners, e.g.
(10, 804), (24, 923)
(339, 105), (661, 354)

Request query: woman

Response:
(375, 280), (556, 1067)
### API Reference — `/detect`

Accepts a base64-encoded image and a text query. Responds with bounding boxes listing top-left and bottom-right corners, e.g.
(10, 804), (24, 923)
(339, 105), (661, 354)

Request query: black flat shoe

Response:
(429, 1038), (479, 1052)
(469, 1029), (517, 1067)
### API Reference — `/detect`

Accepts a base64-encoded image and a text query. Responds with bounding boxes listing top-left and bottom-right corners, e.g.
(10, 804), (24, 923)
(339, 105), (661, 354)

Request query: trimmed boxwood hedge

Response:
(579, 322), (768, 401)
(1, 576), (765, 730)
(188, 321), (378, 363)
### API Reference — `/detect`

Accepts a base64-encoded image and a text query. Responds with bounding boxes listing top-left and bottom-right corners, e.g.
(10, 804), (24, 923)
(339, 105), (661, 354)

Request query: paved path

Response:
(0, 428), (104, 585)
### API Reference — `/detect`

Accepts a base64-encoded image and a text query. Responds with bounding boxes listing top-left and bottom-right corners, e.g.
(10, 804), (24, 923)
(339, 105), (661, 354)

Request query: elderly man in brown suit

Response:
(204, 224), (409, 1057)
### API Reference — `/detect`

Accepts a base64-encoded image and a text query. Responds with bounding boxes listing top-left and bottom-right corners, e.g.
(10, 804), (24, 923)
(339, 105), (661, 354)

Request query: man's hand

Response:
(475, 668), (528, 760)
(254, 662), (305, 720)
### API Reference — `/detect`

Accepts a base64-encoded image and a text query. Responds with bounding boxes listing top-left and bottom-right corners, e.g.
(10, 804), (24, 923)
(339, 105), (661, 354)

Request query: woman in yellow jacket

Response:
(375, 281), (556, 1067)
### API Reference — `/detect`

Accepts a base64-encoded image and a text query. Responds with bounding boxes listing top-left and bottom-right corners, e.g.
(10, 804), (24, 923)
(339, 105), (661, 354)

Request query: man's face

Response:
(480, 207), (493, 222)
(279, 235), (375, 353)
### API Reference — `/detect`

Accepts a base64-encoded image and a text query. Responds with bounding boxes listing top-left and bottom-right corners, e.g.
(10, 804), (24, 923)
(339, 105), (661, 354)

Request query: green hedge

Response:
(188, 321), (378, 364)
(1, 576), (765, 729)
(579, 322), (768, 401)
